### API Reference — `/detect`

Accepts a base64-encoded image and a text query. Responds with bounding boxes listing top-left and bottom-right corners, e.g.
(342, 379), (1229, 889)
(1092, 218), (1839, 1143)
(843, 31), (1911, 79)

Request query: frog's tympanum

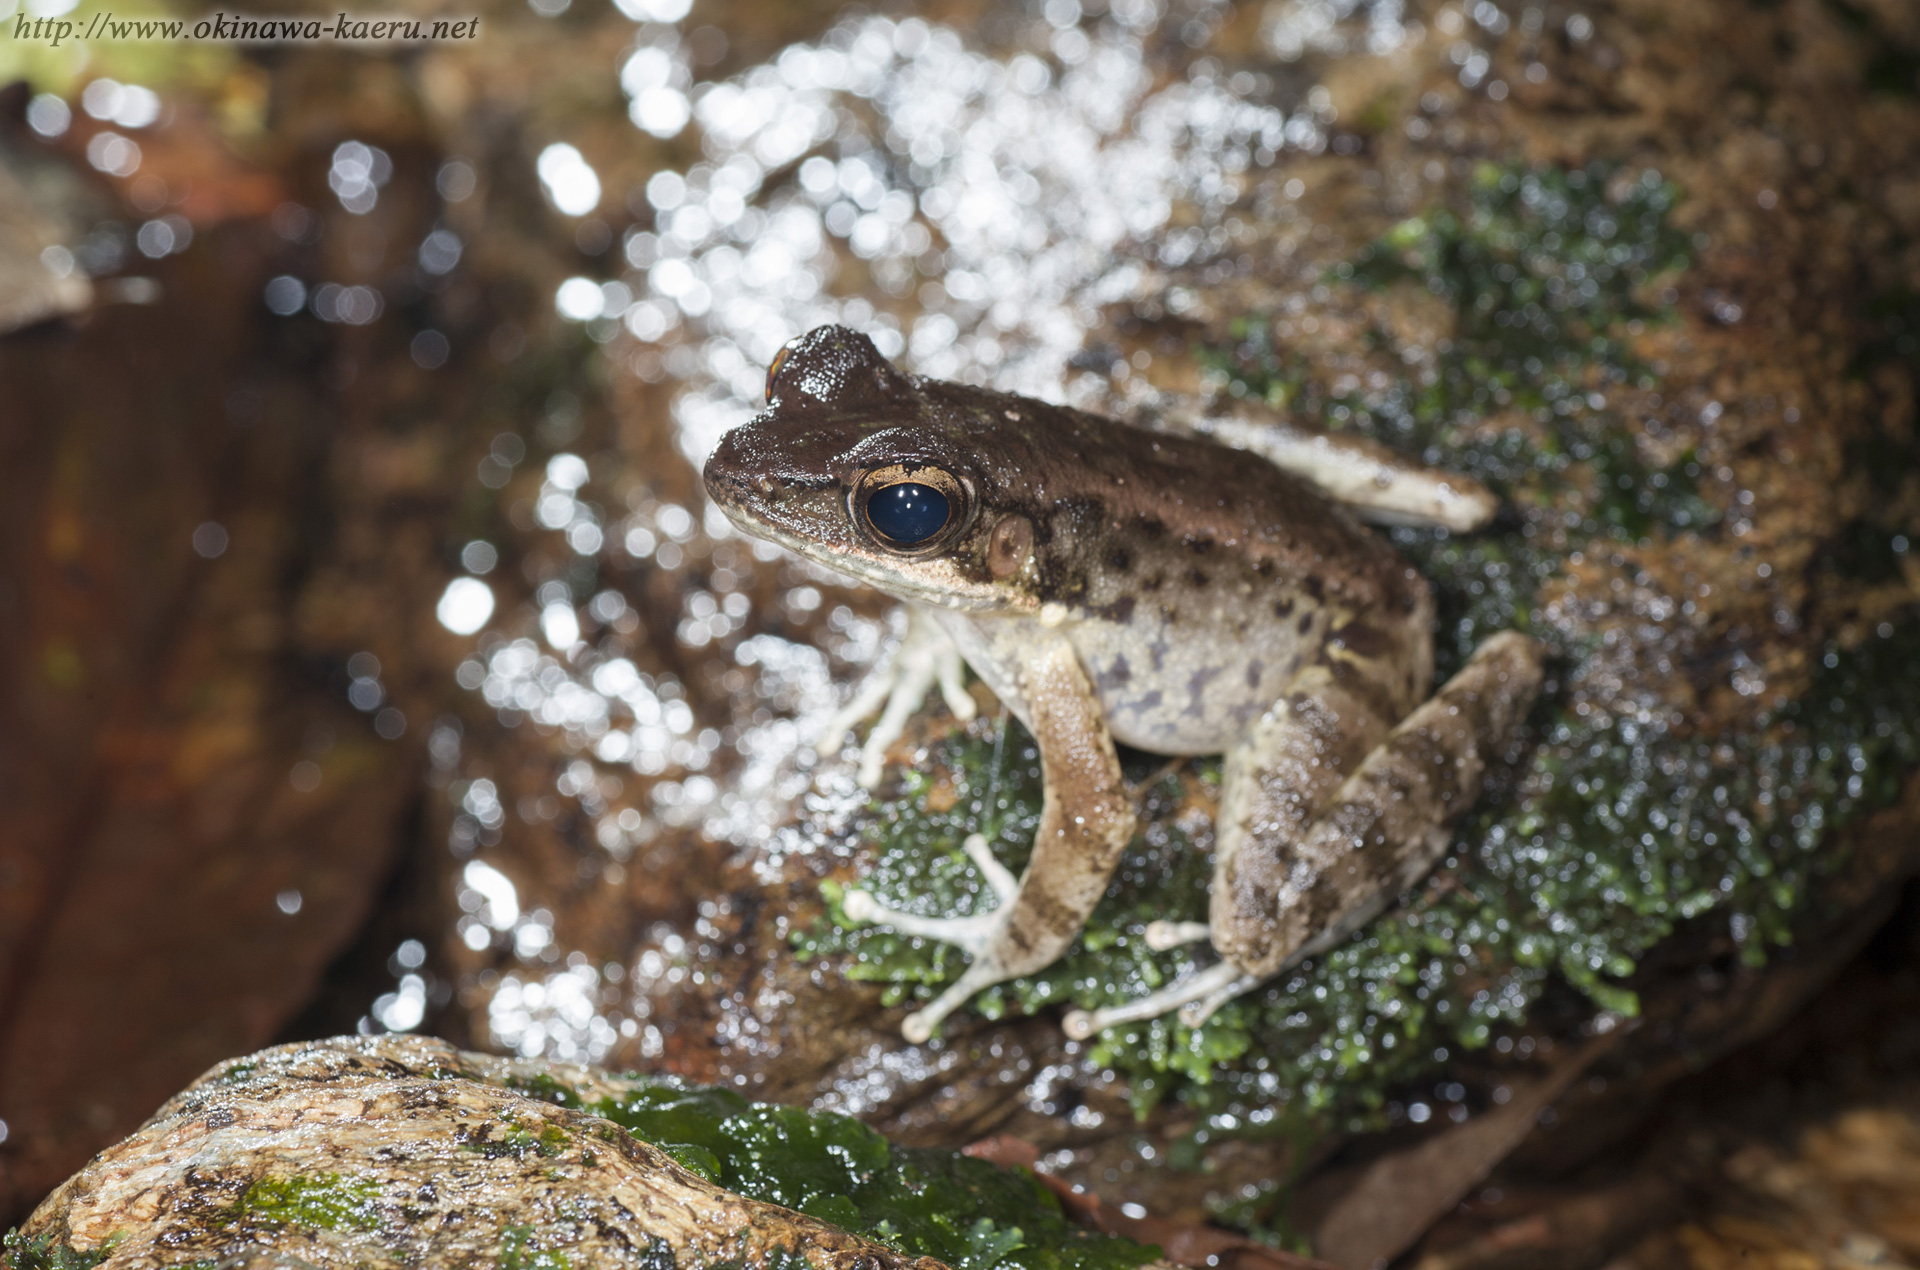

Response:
(704, 326), (1543, 1043)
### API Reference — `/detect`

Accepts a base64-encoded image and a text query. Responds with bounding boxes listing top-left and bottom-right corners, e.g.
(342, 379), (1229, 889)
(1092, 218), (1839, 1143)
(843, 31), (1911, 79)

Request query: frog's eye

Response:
(867, 482), (950, 545)
(853, 467), (968, 552)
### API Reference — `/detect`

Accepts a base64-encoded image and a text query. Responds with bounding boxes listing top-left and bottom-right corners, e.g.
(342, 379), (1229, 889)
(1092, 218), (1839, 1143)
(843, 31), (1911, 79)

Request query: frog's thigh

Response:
(897, 631), (1135, 1042)
(1060, 673), (1391, 1040)
(1213, 631), (1543, 977)
(1204, 666), (1395, 962)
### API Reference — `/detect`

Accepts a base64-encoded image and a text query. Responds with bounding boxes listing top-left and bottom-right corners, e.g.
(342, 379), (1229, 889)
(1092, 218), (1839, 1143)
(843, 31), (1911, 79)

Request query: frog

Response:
(703, 324), (1543, 1044)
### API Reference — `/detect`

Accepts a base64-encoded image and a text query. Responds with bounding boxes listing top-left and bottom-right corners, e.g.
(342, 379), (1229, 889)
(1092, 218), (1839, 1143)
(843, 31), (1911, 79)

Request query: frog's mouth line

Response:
(708, 494), (1008, 613)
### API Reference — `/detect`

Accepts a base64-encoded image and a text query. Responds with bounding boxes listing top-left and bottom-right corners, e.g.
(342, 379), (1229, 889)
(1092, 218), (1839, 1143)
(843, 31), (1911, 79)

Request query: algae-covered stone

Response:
(801, 153), (1920, 1135)
(599, 0), (1920, 1234)
(0, 1036), (1157, 1270)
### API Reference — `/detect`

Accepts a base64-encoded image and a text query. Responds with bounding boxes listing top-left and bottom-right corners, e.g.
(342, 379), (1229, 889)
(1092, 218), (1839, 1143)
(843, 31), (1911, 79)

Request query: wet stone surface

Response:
(411, 0), (1920, 1236)
(1, 1034), (1154, 1270)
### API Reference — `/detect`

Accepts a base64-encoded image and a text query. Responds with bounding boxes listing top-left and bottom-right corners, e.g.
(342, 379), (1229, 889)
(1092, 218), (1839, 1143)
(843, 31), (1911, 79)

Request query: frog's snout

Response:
(699, 440), (762, 507)
(704, 466), (779, 511)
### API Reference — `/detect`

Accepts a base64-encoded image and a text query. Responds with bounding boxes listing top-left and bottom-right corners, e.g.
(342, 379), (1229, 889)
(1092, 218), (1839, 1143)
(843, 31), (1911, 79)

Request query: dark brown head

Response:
(702, 326), (1042, 612)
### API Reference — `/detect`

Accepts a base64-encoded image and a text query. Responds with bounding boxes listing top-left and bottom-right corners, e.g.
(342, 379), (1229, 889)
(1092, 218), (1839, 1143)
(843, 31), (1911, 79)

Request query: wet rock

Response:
(0, 47), (629, 1220)
(418, 0), (1920, 1248)
(6, 0), (1919, 1261)
(1401, 879), (1920, 1268)
(1, 1034), (1155, 1270)
(0, 179), (419, 1221)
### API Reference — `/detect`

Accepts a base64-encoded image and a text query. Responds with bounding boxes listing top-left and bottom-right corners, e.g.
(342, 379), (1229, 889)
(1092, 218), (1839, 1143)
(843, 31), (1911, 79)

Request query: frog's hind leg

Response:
(1199, 630), (1542, 1026)
(1065, 633), (1542, 1039)
(1063, 664), (1391, 1040)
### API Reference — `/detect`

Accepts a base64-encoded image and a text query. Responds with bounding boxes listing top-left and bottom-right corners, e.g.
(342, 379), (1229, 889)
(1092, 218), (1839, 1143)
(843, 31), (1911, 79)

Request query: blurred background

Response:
(5, 0), (1920, 1264)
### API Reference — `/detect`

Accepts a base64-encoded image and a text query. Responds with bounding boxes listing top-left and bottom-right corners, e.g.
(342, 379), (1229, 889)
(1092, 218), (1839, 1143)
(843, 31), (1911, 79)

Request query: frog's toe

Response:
(902, 956), (1006, 1043)
(1060, 961), (1255, 1038)
(935, 640), (977, 722)
(815, 661), (896, 758)
(840, 889), (1005, 957)
(853, 663), (932, 787)
(1144, 920), (1211, 950)
(961, 833), (1019, 902)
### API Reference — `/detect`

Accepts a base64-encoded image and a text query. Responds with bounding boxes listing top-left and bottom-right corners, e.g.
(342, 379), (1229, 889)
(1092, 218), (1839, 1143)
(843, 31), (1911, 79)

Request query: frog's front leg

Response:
(1063, 632), (1542, 1039)
(844, 630), (1136, 1042)
(817, 605), (976, 787)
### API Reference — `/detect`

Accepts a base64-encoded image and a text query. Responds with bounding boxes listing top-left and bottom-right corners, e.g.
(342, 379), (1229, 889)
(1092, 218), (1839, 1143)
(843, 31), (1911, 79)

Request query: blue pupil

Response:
(867, 482), (951, 546)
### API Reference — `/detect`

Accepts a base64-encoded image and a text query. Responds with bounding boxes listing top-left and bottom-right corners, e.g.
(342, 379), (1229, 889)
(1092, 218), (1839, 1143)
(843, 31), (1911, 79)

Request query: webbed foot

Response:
(817, 606), (974, 787)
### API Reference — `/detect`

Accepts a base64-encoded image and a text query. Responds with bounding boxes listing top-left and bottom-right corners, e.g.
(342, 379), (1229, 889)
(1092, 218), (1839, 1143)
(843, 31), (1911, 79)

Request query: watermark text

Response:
(10, 10), (481, 45)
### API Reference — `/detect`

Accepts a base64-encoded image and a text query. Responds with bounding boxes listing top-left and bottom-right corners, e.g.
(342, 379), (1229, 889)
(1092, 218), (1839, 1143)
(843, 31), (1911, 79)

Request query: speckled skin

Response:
(704, 327), (1543, 1039)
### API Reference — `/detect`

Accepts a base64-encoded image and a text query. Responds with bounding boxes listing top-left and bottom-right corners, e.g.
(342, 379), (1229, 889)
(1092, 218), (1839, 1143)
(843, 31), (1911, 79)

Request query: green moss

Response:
(501, 1223), (574, 1270)
(510, 1072), (585, 1109)
(465, 1071), (1146, 1270)
(235, 1173), (385, 1233)
(797, 160), (1920, 1184)
(463, 1115), (575, 1160)
(0, 1230), (111, 1270)
(584, 1075), (1155, 1270)
(1265, 162), (1709, 555)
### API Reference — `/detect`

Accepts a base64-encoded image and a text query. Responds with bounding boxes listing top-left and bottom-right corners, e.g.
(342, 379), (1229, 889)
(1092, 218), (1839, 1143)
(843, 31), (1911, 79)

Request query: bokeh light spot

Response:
(192, 522), (228, 558)
(411, 329), (450, 369)
(537, 143), (602, 216)
(26, 94), (71, 137)
(461, 540), (499, 574)
(436, 577), (495, 635)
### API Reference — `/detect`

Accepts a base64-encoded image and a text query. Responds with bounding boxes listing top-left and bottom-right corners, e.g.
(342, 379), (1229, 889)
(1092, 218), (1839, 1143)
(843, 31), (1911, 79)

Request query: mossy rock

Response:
(800, 157), (1920, 1127)
(625, 3), (1920, 1240)
(0, 1036), (1160, 1270)
(241, 0), (1920, 1253)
